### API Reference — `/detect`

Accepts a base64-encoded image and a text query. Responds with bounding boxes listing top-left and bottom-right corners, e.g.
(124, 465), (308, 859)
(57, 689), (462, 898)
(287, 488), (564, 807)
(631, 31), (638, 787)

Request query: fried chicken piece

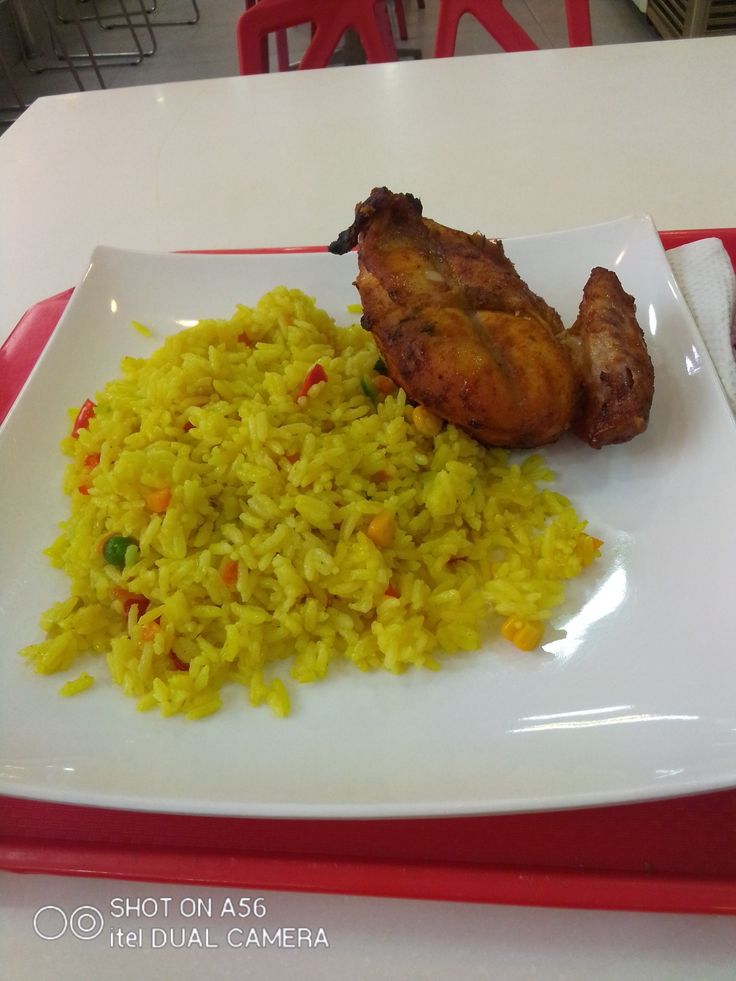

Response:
(329, 188), (579, 448)
(329, 188), (654, 450)
(565, 267), (655, 449)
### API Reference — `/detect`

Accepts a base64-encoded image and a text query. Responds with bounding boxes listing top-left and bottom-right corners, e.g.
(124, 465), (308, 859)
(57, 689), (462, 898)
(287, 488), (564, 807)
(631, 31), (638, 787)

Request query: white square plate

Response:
(3, 216), (736, 818)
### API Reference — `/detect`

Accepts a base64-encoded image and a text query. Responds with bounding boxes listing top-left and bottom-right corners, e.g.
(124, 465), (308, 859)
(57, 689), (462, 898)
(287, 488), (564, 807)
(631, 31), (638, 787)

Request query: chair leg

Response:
(371, 1), (399, 59)
(244, 0), (290, 71)
(275, 29), (290, 69)
(16, 0), (91, 87)
(62, 0), (201, 29)
(393, 0), (408, 41)
(434, 0), (537, 57)
(0, 46), (27, 112)
(433, 0), (458, 58)
(565, 0), (592, 46)
(238, 0), (397, 74)
(298, 19), (346, 70)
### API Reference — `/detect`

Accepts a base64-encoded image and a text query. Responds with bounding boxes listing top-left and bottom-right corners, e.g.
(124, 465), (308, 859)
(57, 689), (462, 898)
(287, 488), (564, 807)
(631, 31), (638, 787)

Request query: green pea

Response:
(103, 535), (137, 568)
(361, 377), (377, 401)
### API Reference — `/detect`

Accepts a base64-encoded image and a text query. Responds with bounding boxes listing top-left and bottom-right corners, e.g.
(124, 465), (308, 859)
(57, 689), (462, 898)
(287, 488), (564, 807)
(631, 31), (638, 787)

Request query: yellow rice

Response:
(22, 287), (597, 719)
(59, 672), (94, 697)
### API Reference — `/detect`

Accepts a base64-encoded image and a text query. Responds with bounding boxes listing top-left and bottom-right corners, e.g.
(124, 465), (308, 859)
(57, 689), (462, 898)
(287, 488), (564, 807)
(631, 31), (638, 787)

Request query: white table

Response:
(1, 35), (735, 340)
(2, 35), (736, 977)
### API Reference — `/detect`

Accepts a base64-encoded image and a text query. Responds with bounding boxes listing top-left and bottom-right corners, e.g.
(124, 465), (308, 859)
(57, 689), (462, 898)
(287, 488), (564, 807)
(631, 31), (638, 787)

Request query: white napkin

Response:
(666, 238), (736, 412)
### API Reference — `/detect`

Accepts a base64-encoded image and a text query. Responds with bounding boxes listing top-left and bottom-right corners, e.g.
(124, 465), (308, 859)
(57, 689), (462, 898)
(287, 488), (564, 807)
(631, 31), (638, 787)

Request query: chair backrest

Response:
(237, 0), (398, 75)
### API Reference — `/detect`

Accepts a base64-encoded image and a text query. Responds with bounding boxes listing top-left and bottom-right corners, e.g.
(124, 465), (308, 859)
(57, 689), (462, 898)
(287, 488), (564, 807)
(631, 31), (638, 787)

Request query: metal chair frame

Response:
(85, 0), (157, 57)
(0, 46), (29, 122)
(8, 0), (102, 86)
(50, 1), (157, 63)
(56, 0), (200, 29)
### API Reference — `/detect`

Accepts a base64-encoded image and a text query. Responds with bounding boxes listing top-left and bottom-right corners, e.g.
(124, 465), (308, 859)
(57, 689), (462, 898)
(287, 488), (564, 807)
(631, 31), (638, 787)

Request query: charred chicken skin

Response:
(328, 188), (654, 450)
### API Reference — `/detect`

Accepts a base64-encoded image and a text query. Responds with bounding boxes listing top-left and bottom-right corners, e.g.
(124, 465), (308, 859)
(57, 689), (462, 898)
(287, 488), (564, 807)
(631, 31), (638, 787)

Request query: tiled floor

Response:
(1, 0), (660, 126)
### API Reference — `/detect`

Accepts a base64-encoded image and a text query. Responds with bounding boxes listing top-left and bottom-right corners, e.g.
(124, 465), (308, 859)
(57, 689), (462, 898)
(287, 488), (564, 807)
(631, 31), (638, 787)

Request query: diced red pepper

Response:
(237, 332), (252, 346)
(385, 583), (399, 598)
(71, 399), (96, 439)
(126, 596), (148, 617)
(112, 587), (150, 619)
(78, 484), (90, 495)
(183, 421), (194, 432)
(169, 651), (189, 671)
(296, 364), (327, 400)
(84, 453), (100, 470)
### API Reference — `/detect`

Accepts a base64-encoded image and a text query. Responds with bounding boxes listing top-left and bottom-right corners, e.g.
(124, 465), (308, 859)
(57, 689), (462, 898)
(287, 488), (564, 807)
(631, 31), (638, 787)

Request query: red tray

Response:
(3, 230), (736, 916)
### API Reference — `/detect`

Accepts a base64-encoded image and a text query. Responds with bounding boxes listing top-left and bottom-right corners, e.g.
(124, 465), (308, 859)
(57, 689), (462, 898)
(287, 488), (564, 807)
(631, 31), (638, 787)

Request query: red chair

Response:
(244, 0), (290, 73)
(237, 0), (398, 75)
(434, 0), (592, 58)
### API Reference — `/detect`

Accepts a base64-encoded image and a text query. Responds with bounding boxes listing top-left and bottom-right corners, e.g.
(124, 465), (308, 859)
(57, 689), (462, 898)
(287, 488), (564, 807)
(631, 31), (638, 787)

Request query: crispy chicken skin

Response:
(564, 267), (655, 449)
(328, 188), (654, 450)
(328, 188), (579, 448)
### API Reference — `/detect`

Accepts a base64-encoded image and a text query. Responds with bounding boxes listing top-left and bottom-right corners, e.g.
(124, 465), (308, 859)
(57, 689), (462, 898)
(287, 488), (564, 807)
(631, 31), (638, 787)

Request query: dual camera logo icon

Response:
(33, 905), (105, 941)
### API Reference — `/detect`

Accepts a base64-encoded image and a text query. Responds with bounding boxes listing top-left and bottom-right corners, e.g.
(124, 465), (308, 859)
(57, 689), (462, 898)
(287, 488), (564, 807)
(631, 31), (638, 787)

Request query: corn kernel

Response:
(579, 533), (604, 567)
(501, 616), (544, 651)
(366, 510), (396, 548)
(412, 405), (443, 437)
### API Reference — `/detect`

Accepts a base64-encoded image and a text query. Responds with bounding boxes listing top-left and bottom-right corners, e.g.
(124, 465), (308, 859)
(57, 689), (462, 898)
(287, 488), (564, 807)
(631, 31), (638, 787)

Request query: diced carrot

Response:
(375, 375), (396, 396)
(140, 619), (161, 642)
(501, 617), (544, 651)
(78, 484), (90, 495)
(84, 453), (100, 470)
(219, 558), (238, 588)
(146, 487), (172, 513)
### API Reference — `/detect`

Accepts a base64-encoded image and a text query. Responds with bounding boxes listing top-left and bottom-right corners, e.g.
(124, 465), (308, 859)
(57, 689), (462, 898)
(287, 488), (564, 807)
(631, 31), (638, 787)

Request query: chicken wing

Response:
(328, 188), (579, 448)
(564, 267), (655, 449)
(328, 188), (654, 450)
